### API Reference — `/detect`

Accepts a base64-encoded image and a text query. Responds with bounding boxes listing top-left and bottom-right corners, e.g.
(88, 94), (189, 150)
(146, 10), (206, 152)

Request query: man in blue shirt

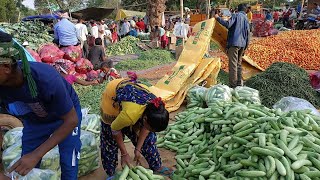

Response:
(0, 31), (81, 180)
(215, 3), (250, 88)
(54, 11), (79, 47)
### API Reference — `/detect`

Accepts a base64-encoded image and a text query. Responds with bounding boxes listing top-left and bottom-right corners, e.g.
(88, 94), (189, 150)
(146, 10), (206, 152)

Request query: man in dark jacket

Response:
(215, 3), (250, 88)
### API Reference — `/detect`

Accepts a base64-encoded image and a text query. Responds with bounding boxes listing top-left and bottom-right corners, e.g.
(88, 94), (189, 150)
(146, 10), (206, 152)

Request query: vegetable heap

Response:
(74, 82), (107, 114)
(245, 62), (320, 108)
(107, 36), (141, 56)
(115, 49), (175, 71)
(113, 165), (164, 180)
(0, 21), (53, 50)
(246, 29), (320, 70)
(158, 85), (320, 179)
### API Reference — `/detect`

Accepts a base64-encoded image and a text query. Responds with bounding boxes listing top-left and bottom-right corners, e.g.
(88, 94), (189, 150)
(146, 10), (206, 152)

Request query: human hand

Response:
(134, 148), (143, 165)
(8, 152), (41, 176)
(92, 80), (99, 85)
(121, 153), (132, 168)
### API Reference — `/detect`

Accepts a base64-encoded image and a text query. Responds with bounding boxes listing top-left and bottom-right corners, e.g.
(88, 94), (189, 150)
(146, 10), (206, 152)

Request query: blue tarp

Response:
(0, 28), (36, 62)
(22, 14), (59, 21)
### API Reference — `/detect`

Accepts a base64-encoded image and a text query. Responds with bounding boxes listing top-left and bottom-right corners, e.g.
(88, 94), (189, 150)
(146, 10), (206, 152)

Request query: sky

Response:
(22, 0), (35, 9)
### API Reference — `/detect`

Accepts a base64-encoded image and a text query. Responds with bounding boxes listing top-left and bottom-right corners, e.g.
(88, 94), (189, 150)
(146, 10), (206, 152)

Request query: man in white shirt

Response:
(75, 18), (89, 58)
(105, 26), (112, 46)
(130, 16), (137, 30)
(90, 21), (99, 39)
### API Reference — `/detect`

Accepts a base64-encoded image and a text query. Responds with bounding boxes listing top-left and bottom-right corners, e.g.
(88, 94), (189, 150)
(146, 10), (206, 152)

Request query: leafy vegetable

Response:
(0, 21), (53, 50)
(73, 82), (107, 114)
(245, 62), (320, 108)
(115, 49), (175, 71)
(107, 36), (141, 56)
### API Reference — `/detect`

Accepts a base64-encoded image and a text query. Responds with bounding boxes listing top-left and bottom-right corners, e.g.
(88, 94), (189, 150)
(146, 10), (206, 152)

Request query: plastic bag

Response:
(78, 130), (99, 176)
(40, 146), (60, 172)
(27, 49), (41, 62)
(233, 86), (261, 105)
(7, 166), (58, 180)
(38, 44), (65, 63)
(60, 45), (82, 62)
(2, 142), (22, 170)
(273, 96), (320, 116)
(205, 84), (232, 106)
(2, 127), (23, 150)
(186, 85), (208, 108)
(75, 58), (93, 74)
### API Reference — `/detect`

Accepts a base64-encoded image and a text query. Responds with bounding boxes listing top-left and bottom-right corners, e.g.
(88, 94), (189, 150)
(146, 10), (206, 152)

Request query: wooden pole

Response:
(207, 0), (211, 19)
(299, 0), (304, 18)
(180, 0), (184, 18)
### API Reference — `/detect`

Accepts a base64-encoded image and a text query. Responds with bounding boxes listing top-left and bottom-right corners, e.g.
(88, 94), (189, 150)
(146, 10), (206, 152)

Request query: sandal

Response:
(155, 167), (174, 177)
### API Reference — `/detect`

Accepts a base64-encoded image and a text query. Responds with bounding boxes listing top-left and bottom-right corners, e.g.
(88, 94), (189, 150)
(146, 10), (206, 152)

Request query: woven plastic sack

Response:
(78, 130), (99, 176)
(273, 96), (320, 116)
(75, 58), (93, 74)
(233, 86), (261, 105)
(186, 85), (208, 108)
(27, 49), (41, 62)
(2, 127), (23, 150)
(54, 59), (76, 74)
(38, 44), (64, 63)
(86, 70), (99, 81)
(205, 84), (232, 106)
(60, 45), (82, 62)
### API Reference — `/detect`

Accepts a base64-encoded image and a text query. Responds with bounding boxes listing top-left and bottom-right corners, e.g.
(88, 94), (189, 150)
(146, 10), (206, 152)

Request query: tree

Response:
(0, 0), (18, 22)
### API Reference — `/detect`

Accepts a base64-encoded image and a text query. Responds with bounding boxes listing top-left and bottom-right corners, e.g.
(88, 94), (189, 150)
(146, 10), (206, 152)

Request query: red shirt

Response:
(136, 21), (145, 31)
(273, 12), (279, 20)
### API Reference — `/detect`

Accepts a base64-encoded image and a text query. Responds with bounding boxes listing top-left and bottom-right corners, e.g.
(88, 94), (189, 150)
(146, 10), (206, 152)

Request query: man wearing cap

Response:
(53, 10), (79, 47)
(0, 31), (81, 180)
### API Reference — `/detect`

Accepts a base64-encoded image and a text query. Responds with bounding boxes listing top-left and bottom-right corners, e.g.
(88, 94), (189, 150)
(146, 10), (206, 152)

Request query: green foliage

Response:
(115, 49), (175, 71)
(0, 0), (17, 23)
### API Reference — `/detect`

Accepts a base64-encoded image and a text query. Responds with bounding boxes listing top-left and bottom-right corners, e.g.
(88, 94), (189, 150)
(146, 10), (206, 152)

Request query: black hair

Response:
(145, 102), (169, 132)
(248, 6), (251, 10)
(100, 60), (113, 68)
(314, 3), (318, 6)
(238, 3), (247, 12)
(95, 38), (102, 45)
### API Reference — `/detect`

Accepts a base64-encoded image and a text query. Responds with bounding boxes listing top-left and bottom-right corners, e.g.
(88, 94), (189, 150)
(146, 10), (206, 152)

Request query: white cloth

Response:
(173, 22), (188, 39)
(91, 26), (99, 38)
(75, 23), (88, 41)
(130, 20), (136, 30)
(159, 27), (165, 37)
(98, 24), (105, 38)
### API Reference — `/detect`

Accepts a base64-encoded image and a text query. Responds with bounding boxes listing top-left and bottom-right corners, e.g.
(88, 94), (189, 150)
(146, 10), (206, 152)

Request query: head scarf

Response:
(0, 31), (38, 98)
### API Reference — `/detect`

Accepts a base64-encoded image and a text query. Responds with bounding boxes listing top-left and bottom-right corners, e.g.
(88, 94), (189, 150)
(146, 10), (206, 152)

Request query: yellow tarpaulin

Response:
(115, 9), (146, 20)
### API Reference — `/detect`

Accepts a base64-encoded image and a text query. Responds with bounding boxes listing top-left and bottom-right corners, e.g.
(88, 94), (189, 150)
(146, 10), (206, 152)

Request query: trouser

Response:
(100, 122), (162, 176)
(227, 46), (245, 88)
(82, 40), (89, 59)
(21, 105), (82, 180)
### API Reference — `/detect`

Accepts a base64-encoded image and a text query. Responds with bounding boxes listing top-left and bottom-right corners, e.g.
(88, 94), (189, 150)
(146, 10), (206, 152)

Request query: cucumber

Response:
(292, 160), (312, 170)
(119, 165), (130, 180)
(275, 158), (286, 176)
(277, 139), (297, 161)
(235, 170), (266, 177)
